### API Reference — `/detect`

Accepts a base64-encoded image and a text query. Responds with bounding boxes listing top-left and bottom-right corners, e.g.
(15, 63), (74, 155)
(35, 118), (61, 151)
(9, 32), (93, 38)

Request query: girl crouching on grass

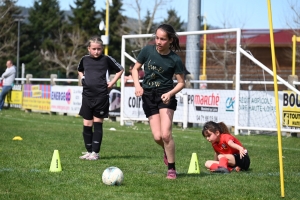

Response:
(202, 121), (250, 173)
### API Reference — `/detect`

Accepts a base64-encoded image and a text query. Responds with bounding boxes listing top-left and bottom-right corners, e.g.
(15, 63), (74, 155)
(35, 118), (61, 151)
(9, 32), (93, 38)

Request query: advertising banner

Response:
(123, 87), (282, 128)
(0, 84), (23, 108)
(22, 84), (51, 112)
(282, 90), (300, 129)
(50, 86), (82, 114)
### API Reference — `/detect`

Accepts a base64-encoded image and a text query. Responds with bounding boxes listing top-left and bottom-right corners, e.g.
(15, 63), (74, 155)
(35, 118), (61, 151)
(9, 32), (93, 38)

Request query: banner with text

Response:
(23, 84), (51, 112)
(50, 86), (82, 114)
(123, 87), (283, 128)
(282, 90), (300, 129)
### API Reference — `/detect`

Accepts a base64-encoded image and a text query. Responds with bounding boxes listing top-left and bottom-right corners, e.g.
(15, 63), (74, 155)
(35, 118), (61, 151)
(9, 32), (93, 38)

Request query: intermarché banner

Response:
(122, 87), (285, 129)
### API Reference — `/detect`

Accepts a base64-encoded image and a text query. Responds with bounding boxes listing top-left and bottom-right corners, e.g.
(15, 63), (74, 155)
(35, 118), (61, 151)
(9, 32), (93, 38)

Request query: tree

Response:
(285, 0), (300, 69)
(99, 0), (131, 66)
(68, 0), (100, 38)
(204, 16), (249, 89)
(161, 9), (185, 32)
(0, 0), (21, 72)
(142, 10), (157, 34)
(40, 25), (86, 78)
(126, 0), (170, 48)
(21, 0), (65, 78)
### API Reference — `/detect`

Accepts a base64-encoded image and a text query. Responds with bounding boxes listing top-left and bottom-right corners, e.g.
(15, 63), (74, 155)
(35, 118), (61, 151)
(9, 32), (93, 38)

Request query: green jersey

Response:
(136, 45), (184, 90)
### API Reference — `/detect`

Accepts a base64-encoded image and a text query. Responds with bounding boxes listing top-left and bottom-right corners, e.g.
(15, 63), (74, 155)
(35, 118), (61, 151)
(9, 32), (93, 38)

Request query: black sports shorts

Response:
(142, 88), (177, 118)
(233, 153), (250, 170)
(79, 96), (109, 120)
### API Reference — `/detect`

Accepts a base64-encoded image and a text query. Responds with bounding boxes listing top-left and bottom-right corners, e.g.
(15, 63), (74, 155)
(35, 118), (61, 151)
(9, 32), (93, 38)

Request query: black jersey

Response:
(136, 45), (184, 90)
(78, 54), (123, 98)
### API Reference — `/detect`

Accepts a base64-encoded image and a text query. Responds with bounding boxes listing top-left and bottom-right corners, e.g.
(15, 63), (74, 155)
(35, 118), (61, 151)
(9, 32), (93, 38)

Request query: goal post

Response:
(120, 29), (242, 127)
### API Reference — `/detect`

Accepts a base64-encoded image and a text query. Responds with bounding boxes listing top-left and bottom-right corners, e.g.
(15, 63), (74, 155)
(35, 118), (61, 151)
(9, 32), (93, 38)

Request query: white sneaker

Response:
(79, 152), (91, 159)
(86, 152), (99, 160)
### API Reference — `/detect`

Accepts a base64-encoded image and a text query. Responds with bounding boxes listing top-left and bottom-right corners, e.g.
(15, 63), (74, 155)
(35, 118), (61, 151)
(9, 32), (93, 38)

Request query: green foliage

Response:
(0, 0), (21, 72)
(21, 0), (65, 78)
(1, 108), (300, 199)
(143, 10), (157, 34)
(162, 9), (185, 32)
(69, 0), (100, 37)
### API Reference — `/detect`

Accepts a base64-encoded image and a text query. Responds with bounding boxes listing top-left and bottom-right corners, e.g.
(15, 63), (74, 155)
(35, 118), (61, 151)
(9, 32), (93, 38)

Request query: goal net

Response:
(120, 28), (300, 135)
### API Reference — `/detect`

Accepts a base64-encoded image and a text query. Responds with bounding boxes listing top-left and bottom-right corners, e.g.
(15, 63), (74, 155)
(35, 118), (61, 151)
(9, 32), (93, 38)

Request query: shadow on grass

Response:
(177, 168), (253, 178)
(101, 155), (145, 160)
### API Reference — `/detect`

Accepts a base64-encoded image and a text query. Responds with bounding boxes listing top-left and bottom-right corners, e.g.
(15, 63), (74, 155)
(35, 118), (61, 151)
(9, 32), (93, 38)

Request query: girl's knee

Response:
(153, 137), (161, 143)
(204, 161), (211, 168)
(162, 134), (172, 143)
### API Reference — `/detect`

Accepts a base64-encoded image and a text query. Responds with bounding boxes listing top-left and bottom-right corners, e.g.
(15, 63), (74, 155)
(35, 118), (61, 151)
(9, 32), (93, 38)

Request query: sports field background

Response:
(1, 108), (300, 199)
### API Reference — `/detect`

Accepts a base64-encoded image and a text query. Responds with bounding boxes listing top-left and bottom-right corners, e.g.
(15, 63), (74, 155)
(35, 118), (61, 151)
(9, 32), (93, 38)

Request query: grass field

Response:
(1, 108), (300, 200)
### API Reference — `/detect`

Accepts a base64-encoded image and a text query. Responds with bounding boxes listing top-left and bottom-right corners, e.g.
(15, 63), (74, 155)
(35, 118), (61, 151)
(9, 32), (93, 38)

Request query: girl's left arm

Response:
(161, 74), (185, 104)
(168, 73), (185, 96)
(107, 70), (124, 89)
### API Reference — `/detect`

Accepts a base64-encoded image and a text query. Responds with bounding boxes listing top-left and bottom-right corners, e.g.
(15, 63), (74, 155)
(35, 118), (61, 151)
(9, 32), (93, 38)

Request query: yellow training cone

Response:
(188, 153), (200, 174)
(12, 136), (23, 141)
(49, 150), (62, 172)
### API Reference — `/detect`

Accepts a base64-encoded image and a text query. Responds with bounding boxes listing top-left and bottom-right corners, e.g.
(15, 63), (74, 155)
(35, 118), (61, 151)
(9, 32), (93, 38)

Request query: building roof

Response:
(178, 29), (296, 47)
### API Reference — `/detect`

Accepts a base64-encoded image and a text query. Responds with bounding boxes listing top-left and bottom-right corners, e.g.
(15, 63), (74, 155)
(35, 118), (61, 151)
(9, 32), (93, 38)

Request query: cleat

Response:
(79, 152), (91, 160)
(214, 167), (230, 174)
(166, 169), (177, 179)
(86, 152), (99, 160)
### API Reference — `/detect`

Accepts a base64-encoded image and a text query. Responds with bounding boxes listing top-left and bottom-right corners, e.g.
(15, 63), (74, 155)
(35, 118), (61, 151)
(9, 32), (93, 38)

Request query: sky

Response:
(16, 0), (299, 29)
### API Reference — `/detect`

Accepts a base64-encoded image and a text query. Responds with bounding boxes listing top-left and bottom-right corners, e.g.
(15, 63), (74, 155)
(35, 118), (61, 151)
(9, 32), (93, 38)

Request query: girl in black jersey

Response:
(131, 24), (185, 179)
(78, 36), (124, 160)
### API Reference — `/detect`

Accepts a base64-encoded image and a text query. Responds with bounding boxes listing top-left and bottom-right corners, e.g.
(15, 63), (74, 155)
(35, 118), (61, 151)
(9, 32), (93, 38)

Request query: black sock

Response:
(92, 122), (103, 153)
(83, 126), (93, 152)
(168, 163), (176, 170)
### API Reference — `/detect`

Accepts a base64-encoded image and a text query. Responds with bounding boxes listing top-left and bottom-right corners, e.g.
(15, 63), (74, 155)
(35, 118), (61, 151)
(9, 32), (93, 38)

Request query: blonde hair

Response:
(87, 36), (103, 47)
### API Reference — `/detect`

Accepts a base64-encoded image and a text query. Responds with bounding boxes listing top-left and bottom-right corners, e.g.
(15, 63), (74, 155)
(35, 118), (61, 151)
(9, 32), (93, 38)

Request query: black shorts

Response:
(79, 96), (109, 120)
(142, 88), (177, 118)
(233, 153), (250, 170)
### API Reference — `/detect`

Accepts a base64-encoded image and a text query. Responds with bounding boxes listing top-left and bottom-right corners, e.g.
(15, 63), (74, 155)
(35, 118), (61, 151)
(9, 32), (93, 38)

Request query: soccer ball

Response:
(102, 166), (124, 186)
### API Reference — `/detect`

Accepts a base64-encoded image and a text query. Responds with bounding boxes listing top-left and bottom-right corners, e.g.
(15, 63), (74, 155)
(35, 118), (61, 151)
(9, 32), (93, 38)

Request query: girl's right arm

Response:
(214, 152), (218, 161)
(78, 71), (84, 79)
(132, 62), (143, 97)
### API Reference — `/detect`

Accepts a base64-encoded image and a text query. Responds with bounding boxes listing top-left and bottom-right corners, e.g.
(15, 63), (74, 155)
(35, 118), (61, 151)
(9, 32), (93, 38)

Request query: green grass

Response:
(0, 109), (300, 200)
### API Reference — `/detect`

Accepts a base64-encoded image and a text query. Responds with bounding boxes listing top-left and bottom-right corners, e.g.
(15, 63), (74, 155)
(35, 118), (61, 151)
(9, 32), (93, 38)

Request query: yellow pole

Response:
(266, 0), (284, 197)
(104, 0), (109, 55)
(199, 16), (207, 89)
(292, 35), (296, 76)
(292, 35), (300, 76)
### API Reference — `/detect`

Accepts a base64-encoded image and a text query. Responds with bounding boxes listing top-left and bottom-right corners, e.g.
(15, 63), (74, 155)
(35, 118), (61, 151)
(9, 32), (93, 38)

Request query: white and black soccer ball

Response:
(102, 166), (124, 186)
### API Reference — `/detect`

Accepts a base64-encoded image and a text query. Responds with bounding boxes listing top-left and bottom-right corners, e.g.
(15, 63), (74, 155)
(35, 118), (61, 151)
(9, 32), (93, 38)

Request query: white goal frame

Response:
(120, 28), (300, 135)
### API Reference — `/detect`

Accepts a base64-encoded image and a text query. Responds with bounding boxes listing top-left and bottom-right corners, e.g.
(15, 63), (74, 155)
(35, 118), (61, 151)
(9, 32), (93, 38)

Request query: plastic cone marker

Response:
(49, 150), (62, 172)
(12, 136), (23, 140)
(188, 153), (200, 174)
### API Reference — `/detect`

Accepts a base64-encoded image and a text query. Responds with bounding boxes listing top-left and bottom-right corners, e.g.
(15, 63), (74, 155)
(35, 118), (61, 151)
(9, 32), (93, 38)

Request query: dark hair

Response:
(155, 24), (181, 52)
(87, 36), (103, 47)
(202, 121), (230, 137)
